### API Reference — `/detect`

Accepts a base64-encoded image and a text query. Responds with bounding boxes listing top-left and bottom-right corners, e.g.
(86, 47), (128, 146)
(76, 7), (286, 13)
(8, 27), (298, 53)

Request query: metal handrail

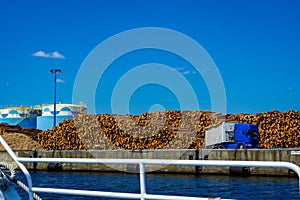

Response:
(20, 157), (300, 199)
(0, 136), (34, 200)
(292, 151), (300, 155)
(1, 135), (300, 200)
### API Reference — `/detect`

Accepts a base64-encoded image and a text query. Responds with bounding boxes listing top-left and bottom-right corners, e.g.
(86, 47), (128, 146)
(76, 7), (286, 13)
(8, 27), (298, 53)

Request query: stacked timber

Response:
(0, 133), (43, 150)
(36, 111), (223, 150)
(37, 119), (85, 150)
(226, 110), (300, 148)
(0, 123), (41, 141)
(36, 110), (300, 150)
(0, 123), (42, 150)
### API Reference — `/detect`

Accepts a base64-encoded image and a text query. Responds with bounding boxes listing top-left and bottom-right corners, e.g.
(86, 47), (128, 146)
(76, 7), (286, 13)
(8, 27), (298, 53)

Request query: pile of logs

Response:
(0, 123), (42, 150)
(37, 119), (85, 150)
(0, 133), (43, 151)
(37, 111), (221, 150)
(0, 123), (41, 141)
(226, 110), (300, 148)
(36, 110), (300, 150)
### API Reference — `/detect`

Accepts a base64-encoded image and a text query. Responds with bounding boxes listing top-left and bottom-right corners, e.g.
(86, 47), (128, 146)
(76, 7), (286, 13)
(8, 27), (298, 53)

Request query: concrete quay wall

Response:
(1, 149), (299, 176)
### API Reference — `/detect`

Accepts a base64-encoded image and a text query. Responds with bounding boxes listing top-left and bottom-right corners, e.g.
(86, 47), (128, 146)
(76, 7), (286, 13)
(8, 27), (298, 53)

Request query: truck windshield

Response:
(246, 130), (258, 136)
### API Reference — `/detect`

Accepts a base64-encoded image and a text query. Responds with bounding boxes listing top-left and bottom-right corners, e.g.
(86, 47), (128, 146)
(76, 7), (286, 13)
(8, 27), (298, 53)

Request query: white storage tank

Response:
(37, 103), (87, 130)
(0, 106), (41, 128)
(41, 103), (87, 116)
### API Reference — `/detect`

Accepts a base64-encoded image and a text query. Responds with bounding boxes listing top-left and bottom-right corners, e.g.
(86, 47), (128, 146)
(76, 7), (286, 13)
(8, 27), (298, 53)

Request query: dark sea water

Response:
(14, 171), (299, 200)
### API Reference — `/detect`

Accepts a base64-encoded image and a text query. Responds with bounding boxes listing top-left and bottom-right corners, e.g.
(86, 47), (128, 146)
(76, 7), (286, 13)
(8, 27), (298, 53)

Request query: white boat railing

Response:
(1, 135), (300, 200)
(292, 151), (300, 155)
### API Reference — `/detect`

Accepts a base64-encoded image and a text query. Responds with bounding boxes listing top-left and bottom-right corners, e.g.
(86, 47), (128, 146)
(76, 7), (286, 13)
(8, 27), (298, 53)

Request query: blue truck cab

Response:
(223, 123), (260, 149)
(205, 122), (260, 149)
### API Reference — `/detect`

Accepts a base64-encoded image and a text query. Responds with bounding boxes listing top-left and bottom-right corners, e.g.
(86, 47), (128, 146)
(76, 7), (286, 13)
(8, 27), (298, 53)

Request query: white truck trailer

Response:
(205, 122), (259, 149)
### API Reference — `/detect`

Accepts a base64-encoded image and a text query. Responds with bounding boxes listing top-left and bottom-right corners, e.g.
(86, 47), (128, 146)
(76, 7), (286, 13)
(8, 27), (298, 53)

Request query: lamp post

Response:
(49, 69), (62, 127)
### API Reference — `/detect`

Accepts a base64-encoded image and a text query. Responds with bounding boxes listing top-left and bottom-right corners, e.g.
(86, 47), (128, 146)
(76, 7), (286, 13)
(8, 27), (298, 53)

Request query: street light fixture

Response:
(49, 69), (62, 127)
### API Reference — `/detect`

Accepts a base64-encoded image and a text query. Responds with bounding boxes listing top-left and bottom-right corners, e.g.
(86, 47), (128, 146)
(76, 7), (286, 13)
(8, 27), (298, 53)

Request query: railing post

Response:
(139, 163), (146, 200)
(0, 136), (33, 200)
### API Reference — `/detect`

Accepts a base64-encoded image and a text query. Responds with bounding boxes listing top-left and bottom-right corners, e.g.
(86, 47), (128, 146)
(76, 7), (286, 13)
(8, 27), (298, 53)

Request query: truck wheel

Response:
(238, 144), (245, 149)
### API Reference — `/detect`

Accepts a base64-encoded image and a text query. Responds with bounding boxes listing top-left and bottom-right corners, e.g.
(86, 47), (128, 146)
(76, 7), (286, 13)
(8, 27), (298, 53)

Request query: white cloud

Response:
(32, 50), (51, 58)
(182, 70), (191, 75)
(56, 79), (65, 83)
(174, 66), (197, 76)
(32, 50), (65, 59)
(51, 51), (65, 59)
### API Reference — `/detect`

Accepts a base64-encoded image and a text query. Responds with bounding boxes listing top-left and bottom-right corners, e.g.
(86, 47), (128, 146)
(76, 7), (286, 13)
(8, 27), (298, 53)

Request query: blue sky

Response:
(0, 0), (299, 115)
